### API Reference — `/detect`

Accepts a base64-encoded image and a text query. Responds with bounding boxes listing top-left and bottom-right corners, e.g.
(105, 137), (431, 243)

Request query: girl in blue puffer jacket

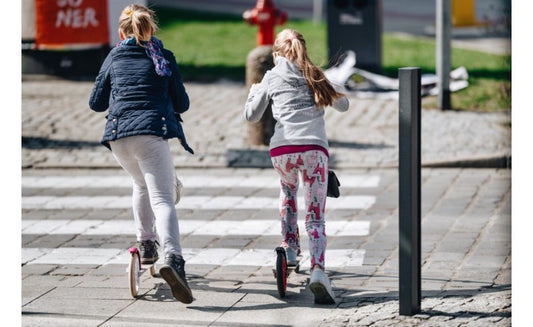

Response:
(89, 4), (193, 304)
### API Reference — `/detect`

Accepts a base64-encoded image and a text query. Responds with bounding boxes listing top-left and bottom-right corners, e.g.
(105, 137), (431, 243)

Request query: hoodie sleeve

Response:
(244, 72), (270, 123)
(331, 96), (349, 112)
(327, 79), (349, 112)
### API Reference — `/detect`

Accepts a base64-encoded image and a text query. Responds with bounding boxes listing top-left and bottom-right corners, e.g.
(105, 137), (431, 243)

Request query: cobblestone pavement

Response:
(21, 79), (511, 170)
(21, 73), (512, 326)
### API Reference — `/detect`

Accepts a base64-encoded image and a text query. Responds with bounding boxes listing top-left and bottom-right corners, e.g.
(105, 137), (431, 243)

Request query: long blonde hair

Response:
(119, 4), (158, 45)
(273, 29), (343, 109)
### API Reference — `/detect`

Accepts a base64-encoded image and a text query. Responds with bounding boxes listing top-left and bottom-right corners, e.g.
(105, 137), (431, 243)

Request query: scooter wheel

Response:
(275, 249), (287, 298)
(128, 250), (141, 298)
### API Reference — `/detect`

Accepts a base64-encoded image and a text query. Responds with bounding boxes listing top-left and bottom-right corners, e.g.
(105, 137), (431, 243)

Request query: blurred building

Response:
(22, 0), (146, 78)
(148, 0), (510, 35)
(21, 0), (510, 77)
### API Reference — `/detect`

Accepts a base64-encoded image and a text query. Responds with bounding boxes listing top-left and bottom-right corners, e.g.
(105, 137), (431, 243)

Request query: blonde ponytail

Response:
(119, 4), (158, 45)
(273, 29), (343, 108)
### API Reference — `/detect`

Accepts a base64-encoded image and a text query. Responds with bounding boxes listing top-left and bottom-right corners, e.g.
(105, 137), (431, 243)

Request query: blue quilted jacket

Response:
(89, 43), (194, 154)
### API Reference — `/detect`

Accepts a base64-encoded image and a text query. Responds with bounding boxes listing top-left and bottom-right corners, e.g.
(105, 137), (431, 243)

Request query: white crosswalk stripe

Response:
(22, 219), (370, 236)
(22, 175), (381, 189)
(22, 247), (365, 269)
(22, 172), (378, 269)
(21, 195), (376, 210)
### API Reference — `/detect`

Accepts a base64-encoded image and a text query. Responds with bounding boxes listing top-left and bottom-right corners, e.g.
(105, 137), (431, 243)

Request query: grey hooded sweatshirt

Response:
(244, 56), (349, 152)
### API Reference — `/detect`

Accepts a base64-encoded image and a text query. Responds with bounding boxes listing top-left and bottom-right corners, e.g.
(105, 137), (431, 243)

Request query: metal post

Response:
(313, 0), (323, 24)
(398, 67), (422, 316)
(436, 0), (452, 110)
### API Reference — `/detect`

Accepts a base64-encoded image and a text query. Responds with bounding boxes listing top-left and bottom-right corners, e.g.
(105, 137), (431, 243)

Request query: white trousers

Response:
(110, 135), (182, 258)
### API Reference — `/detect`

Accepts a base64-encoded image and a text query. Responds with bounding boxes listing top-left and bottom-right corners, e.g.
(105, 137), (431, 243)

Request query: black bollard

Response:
(245, 45), (276, 146)
(398, 67), (421, 316)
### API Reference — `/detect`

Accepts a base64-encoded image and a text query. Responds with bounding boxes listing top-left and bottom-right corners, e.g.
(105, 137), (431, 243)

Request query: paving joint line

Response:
(208, 292), (248, 327)
(441, 173), (497, 289)
(357, 176), (400, 288)
(419, 170), (462, 270)
(445, 184), (511, 288)
(359, 210), (399, 291)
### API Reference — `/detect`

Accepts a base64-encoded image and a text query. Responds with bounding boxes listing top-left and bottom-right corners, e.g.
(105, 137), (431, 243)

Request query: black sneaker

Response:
(139, 240), (159, 265)
(159, 253), (193, 304)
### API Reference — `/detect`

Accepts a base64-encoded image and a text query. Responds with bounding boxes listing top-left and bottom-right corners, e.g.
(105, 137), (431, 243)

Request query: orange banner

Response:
(35, 0), (109, 48)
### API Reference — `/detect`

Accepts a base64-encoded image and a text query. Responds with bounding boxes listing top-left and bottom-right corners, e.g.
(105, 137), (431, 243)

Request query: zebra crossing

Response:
(22, 171), (380, 270)
(21, 195), (376, 210)
(21, 175), (378, 210)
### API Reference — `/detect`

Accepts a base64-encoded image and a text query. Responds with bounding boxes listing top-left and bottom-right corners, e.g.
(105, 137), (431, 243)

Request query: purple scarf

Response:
(118, 36), (172, 77)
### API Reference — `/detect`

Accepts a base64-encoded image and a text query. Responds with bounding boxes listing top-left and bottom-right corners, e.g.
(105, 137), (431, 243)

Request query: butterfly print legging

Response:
(271, 150), (328, 269)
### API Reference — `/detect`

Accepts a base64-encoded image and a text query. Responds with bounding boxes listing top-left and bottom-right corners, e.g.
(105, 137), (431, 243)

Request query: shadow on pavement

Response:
(22, 136), (101, 149)
(328, 140), (393, 150)
(148, 271), (512, 318)
(225, 144), (389, 169)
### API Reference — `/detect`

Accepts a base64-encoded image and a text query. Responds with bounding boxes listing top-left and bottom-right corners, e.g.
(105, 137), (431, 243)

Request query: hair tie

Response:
(124, 8), (133, 17)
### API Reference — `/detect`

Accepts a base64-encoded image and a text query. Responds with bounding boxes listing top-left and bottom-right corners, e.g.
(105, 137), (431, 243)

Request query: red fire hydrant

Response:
(243, 0), (288, 46)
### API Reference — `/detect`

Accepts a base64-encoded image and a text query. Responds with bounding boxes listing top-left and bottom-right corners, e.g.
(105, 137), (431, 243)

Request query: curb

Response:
(422, 155), (511, 169)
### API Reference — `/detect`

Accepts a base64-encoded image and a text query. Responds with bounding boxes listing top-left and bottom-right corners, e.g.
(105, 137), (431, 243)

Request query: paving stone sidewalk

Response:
(21, 78), (512, 326)
(21, 167), (511, 326)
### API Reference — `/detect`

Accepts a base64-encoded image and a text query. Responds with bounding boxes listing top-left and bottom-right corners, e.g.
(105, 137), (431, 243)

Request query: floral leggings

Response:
(271, 150), (328, 269)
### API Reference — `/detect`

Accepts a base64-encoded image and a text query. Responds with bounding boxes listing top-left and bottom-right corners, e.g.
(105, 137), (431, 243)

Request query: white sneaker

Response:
(174, 175), (183, 204)
(309, 268), (335, 304)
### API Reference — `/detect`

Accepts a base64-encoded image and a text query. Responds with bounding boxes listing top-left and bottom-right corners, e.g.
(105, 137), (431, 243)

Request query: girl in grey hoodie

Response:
(244, 29), (349, 304)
